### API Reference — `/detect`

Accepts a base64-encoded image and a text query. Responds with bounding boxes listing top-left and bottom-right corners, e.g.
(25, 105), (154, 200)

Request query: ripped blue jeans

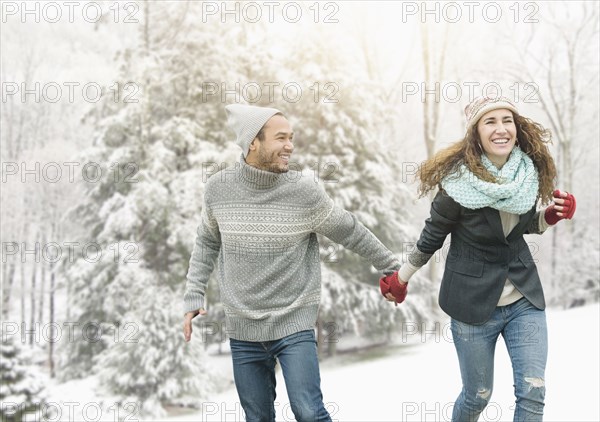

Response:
(451, 297), (548, 422)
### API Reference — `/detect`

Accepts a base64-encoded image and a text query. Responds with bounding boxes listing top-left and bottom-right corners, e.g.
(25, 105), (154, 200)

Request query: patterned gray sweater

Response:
(184, 156), (400, 341)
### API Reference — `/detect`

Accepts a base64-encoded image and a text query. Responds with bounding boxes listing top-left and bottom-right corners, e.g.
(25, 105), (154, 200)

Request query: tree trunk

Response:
(420, 24), (434, 159)
(38, 240), (46, 324)
(2, 260), (16, 318)
(49, 221), (58, 377)
(20, 258), (26, 325)
(316, 315), (324, 358)
(420, 23), (448, 286)
(326, 327), (338, 357)
(19, 194), (31, 325)
(550, 146), (561, 296)
(29, 262), (37, 346)
(561, 139), (574, 238)
(49, 261), (56, 378)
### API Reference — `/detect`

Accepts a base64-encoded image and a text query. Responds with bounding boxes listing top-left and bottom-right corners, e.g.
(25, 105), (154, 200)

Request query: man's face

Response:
(247, 115), (294, 173)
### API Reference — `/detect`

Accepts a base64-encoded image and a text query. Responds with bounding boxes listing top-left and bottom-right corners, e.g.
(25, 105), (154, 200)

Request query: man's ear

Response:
(248, 137), (259, 151)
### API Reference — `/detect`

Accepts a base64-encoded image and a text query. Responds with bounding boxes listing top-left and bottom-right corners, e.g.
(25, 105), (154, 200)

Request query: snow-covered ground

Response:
(40, 303), (599, 421)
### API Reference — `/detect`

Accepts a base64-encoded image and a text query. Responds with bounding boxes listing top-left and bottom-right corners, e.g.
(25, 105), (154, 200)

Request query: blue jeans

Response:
(451, 297), (548, 422)
(229, 329), (332, 422)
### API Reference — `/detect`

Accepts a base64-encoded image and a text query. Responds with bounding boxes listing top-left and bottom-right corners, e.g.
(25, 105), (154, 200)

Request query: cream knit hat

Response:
(465, 96), (519, 129)
(225, 104), (282, 157)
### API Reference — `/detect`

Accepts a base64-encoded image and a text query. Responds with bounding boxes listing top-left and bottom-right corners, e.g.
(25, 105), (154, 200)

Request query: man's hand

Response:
(544, 189), (576, 225)
(183, 309), (207, 342)
(379, 272), (408, 306)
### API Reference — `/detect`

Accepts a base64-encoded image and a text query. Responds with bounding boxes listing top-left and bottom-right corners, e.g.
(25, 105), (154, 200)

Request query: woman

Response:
(379, 96), (576, 421)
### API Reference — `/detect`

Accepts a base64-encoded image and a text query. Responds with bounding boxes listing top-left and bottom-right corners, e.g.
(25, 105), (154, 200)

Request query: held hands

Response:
(379, 271), (408, 306)
(183, 308), (207, 342)
(544, 189), (576, 225)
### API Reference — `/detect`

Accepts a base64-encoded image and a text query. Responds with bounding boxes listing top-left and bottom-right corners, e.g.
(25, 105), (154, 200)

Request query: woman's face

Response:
(476, 108), (517, 168)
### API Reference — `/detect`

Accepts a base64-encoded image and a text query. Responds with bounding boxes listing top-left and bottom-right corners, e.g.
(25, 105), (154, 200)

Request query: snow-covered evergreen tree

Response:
(274, 26), (432, 339)
(0, 331), (47, 422)
(59, 113), (228, 413)
(58, 3), (246, 413)
(60, 4), (435, 412)
(551, 225), (600, 308)
(94, 286), (217, 418)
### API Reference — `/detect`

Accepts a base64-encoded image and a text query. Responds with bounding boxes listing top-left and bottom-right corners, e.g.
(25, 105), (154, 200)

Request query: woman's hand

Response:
(379, 272), (408, 306)
(544, 189), (576, 225)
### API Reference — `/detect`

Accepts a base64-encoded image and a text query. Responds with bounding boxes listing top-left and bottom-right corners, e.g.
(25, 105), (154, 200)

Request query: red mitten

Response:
(379, 272), (408, 306)
(544, 189), (577, 225)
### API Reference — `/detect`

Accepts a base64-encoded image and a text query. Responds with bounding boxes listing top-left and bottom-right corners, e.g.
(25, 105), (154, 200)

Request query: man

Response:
(183, 103), (400, 422)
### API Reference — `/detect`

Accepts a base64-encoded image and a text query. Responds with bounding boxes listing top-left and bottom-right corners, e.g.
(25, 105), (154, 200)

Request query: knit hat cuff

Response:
(465, 96), (519, 129)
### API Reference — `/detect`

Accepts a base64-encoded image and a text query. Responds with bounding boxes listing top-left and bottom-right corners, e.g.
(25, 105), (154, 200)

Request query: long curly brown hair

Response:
(417, 113), (557, 205)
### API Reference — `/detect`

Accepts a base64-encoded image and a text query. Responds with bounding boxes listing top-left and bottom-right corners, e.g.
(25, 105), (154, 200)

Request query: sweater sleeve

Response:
(183, 198), (221, 314)
(525, 210), (550, 234)
(311, 184), (400, 274)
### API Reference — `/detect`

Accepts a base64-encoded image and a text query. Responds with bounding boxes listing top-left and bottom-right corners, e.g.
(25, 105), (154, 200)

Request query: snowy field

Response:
(38, 302), (599, 422)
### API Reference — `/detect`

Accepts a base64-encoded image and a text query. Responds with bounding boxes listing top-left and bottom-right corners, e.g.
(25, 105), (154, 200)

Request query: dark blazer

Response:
(416, 190), (545, 325)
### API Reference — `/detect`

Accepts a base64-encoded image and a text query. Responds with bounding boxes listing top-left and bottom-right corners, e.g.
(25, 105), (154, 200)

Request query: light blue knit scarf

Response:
(441, 146), (539, 214)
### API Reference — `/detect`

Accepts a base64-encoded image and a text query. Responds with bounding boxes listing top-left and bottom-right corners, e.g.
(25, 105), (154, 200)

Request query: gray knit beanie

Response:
(465, 96), (519, 129)
(225, 104), (282, 157)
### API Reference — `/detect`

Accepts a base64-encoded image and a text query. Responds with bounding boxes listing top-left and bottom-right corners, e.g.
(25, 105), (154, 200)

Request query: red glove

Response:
(544, 189), (576, 225)
(379, 272), (408, 306)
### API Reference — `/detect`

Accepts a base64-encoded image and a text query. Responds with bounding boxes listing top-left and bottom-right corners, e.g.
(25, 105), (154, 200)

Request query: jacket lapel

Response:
(482, 207), (509, 245)
(507, 208), (536, 240)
